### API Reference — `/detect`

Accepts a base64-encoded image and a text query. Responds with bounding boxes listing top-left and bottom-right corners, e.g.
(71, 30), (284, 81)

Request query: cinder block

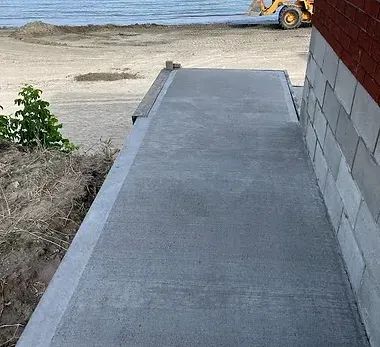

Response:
(336, 157), (362, 227)
(334, 61), (357, 115)
(306, 120), (317, 160)
(336, 106), (360, 169)
(314, 141), (328, 192)
(310, 29), (326, 68)
(323, 83), (340, 133)
(323, 170), (343, 232)
(302, 77), (310, 103)
(337, 215), (365, 294)
(323, 125), (342, 180)
(352, 140), (380, 220)
(300, 99), (308, 133)
(375, 135), (380, 165)
(322, 43), (339, 88)
(306, 55), (318, 88)
(357, 270), (380, 347)
(309, 27), (317, 56)
(351, 82), (380, 152)
(355, 201), (380, 291)
(307, 88), (317, 123)
(313, 102), (327, 146)
(313, 67), (327, 105)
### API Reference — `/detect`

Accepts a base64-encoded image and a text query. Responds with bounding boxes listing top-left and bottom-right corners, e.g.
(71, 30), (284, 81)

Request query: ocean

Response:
(0, 0), (255, 27)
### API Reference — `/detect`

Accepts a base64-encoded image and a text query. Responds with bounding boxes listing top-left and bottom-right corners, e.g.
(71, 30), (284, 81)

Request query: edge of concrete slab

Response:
(16, 70), (177, 347)
(281, 71), (299, 122)
(283, 70), (301, 120)
(132, 68), (172, 123)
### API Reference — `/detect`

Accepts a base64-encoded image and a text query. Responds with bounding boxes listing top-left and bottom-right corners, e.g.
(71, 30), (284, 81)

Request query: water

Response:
(0, 0), (257, 27)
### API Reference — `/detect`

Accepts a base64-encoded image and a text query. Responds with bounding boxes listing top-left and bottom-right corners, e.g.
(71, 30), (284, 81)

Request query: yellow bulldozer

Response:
(249, 0), (314, 29)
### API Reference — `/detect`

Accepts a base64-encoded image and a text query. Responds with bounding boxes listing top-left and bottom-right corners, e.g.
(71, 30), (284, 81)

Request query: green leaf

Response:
(3, 85), (77, 152)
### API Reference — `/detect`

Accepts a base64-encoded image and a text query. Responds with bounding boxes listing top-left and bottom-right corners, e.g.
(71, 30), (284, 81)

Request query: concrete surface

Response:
(18, 69), (369, 347)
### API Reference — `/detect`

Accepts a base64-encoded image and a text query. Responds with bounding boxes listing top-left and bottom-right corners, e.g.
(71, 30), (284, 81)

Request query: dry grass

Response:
(0, 140), (117, 346)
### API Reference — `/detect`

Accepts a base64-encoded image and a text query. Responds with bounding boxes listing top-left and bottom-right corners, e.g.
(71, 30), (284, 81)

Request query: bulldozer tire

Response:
(279, 6), (302, 29)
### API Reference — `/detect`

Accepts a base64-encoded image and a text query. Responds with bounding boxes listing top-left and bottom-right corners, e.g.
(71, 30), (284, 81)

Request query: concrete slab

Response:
(18, 69), (369, 347)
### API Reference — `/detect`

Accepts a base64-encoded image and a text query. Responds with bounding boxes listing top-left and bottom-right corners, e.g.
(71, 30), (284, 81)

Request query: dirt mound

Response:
(11, 21), (62, 40)
(0, 141), (117, 346)
(74, 71), (141, 82)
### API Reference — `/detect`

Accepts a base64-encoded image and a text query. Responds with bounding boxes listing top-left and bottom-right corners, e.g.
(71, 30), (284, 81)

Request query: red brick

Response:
(341, 17), (350, 33)
(332, 25), (341, 41)
(336, 41), (344, 57)
(340, 30), (352, 50)
(312, 12), (322, 26)
(339, 11), (348, 26)
(350, 41), (362, 61)
(316, 1), (328, 13)
(360, 50), (377, 74)
(364, 0), (380, 18)
(359, 29), (372, 51)
(356, 66), (367, 84)
(363, 74), (380, 100)
(342, 49), (358, 72)
(355, 9), (370, 30)
(325, 19), (333, 31)
(331, 10), (340, 25)
(351, 0), (366, 10)
(313, 6), (321, 17)
(367, 17), (380, 37)
(345, 1), (357, 20)
(372, 24), (380, 42)
(372, 43), (380, 62)
(347, 23), (360, 40)
(329, 35), (344, 57)
(318, 23), (328, 40)
(374, 64), (380, 85)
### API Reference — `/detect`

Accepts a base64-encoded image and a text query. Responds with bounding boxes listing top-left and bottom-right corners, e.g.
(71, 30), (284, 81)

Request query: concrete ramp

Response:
(18, 69), (369, 346)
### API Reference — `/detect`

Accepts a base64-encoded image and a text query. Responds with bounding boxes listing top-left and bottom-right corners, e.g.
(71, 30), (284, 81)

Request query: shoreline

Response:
(0, 12), (277, 31)
(0, 22), (235, 31)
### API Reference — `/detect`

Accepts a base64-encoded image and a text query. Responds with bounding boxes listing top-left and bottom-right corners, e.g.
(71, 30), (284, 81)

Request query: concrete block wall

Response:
(301, 27), (380, 347)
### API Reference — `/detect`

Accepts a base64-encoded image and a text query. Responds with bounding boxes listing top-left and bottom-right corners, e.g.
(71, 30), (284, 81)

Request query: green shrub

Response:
(0, 85), (77, 152)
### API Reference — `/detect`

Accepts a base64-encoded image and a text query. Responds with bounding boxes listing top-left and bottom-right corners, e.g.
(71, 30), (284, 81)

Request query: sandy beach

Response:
(0, 23), (311, 149)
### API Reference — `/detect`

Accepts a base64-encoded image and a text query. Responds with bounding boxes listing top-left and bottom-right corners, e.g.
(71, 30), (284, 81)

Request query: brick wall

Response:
(300, 2), (380, 345)
(312, 0), (380, 104)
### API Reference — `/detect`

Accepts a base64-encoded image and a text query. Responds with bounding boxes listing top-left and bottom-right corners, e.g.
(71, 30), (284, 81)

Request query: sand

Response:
(0, 23), (311, 150)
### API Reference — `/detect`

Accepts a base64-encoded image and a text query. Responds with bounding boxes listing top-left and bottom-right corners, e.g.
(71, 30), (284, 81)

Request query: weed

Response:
(0, 86), (77, 152)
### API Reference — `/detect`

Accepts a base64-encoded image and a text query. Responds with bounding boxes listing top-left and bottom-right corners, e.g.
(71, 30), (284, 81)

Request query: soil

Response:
(0, 141), (117, 346)
(74, 71), (141, 82)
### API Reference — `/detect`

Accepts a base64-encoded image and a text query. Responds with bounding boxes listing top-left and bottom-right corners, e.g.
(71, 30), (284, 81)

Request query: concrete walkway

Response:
(18, 69), (369, 346)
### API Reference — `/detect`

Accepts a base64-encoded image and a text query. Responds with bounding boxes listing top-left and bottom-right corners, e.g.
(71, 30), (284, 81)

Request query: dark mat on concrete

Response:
(18, 69), (369, 347)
